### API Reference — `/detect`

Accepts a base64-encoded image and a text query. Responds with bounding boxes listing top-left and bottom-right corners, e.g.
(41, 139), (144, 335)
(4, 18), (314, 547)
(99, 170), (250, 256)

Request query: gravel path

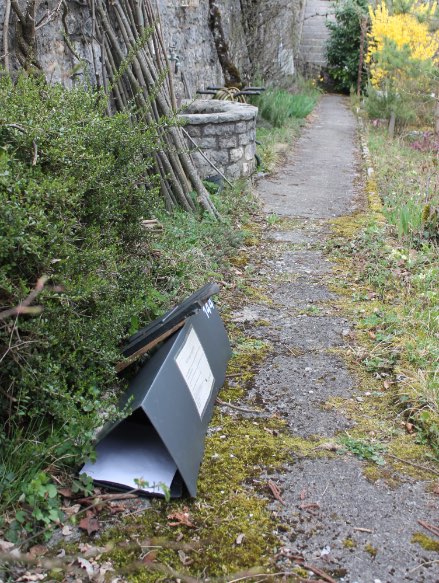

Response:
(233, 95), (439, 582)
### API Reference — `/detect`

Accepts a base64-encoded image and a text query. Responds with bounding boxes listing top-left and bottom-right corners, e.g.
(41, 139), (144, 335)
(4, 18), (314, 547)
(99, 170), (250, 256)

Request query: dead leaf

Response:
(267, 480), (285, 505)
(0, 539), (15, 552)
(77, 556), (96, 579)
(58, 487), (74, 498)
(175, 532), (184, 542)
(383, 380), (391, 389)
(79, 515), (100, 535)
(28, 545), (48, 558)
(17, 573), (46, 582)
(167, 507), (196, 528)
(405, 422), (415, 434)
(62, 525), (72, 536)
(142, 550), (157, 564)
(433, 483), (439, 495)
(235, 533), (245, 545)
(178, 549), (193, 566)
(316, 441), (342, 452)
(62, 503), (81, 517)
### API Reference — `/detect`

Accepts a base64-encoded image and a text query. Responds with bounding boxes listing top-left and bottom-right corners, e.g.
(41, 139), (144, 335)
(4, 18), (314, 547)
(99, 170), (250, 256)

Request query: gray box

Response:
(82, 300), (231, 497)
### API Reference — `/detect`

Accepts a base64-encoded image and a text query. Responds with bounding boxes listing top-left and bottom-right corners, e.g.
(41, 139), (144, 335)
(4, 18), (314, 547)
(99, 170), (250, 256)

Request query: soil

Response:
(230, 95), (439, 582)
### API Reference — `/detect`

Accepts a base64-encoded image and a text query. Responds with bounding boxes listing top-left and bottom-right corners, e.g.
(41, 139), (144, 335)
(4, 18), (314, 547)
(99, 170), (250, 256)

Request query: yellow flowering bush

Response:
(367, 1), (439, 87)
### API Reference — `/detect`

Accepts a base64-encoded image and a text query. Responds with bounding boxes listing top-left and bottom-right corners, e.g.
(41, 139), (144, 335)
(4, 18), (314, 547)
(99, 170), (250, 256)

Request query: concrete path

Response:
(233, 95), (439, 582)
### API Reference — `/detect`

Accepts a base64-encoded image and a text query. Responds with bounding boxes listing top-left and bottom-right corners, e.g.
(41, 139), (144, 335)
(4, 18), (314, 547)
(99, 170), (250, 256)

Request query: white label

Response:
(175, 327), (214, 418)
(202, 298), (215, 319)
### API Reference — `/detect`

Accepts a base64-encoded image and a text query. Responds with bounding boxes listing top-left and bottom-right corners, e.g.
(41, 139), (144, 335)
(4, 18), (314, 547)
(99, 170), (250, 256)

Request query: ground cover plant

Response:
(252, 83), (320, 129)
(348, 127), (439, 456)
(0, 73), (256, 540)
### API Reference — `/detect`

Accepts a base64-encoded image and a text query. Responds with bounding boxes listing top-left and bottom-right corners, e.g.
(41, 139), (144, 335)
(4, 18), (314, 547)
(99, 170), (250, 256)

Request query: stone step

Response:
(301, 32), (331, 40)
(300, 52), (327, 61)
(299, 0), (335, 68)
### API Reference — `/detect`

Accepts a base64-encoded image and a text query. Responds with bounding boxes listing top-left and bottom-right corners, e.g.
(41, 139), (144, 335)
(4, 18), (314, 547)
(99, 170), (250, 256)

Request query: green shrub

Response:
(0, 73), (166, 505)
(364, 40), (436, 130)
(326, 0), (369, 93)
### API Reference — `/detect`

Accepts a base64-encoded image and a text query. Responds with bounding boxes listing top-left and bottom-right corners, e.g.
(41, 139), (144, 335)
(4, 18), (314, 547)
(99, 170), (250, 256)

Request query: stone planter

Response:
(179, 99), (258, 181)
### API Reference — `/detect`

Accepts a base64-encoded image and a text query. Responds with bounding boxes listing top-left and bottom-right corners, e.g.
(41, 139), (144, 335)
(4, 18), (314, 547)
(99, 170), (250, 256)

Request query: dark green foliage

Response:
(0, 74), (249, 522)
(326, 0), (369, 93)
(0, 74), (164, 498)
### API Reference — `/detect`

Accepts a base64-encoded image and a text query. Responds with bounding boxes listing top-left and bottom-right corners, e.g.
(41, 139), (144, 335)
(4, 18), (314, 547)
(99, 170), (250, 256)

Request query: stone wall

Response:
(180, 100), (257, 180)
(1, 1), (303, 96)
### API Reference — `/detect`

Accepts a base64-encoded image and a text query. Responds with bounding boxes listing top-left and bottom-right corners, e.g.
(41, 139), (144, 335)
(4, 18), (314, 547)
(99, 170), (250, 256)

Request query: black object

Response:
(82, 298), (232, 498)
(122, 282), (220, 359)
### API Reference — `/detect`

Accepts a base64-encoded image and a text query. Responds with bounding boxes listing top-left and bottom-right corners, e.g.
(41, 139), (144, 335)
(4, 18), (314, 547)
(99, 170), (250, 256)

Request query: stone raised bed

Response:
(179, 99), (258, 181)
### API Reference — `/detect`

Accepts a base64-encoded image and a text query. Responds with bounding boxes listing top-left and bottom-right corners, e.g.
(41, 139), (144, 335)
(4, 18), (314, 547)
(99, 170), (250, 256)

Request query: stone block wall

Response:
(1, 1), (303, 96)
(180, 100), (257, 180)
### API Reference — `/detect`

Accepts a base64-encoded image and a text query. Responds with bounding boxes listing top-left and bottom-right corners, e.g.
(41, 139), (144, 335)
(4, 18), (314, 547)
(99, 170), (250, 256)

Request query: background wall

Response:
(0, 0), (304, 99)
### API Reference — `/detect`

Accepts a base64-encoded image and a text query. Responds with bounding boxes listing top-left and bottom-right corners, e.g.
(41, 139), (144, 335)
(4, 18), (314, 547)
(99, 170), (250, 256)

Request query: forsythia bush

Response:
(367, 1), (439, 87)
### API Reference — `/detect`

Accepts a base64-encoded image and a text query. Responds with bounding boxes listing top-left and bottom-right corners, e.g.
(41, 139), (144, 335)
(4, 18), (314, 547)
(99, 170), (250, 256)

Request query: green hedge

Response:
(0, 74), (169, 485)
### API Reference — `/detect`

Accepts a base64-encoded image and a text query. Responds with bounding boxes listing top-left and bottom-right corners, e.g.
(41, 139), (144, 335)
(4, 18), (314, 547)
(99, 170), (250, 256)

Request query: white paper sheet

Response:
(81, 420), (177, 494)
(175, 327), (214, 418)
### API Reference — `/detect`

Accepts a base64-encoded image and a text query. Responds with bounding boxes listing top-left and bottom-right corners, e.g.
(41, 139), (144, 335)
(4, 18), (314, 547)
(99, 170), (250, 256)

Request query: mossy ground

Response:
(99, 414), (293, 581)
(320, 133), (439, 484)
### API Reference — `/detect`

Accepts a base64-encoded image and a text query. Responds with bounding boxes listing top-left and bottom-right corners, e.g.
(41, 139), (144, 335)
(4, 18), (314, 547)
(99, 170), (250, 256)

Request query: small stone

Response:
(230, 147), (244, 163)
(356, 397), (364, 402)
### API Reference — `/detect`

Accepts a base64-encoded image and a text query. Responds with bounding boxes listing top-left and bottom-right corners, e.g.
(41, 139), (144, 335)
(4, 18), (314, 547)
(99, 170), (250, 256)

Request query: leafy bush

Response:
(0, 73), (250, 523)
(326, 0), (369, 93)
(0, 73), (166, 506)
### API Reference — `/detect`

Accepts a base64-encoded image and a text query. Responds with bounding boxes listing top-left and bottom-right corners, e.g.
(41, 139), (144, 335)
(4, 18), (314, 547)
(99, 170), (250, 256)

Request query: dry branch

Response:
(90, 0), (218, 216)
(0, 276), (48, 321)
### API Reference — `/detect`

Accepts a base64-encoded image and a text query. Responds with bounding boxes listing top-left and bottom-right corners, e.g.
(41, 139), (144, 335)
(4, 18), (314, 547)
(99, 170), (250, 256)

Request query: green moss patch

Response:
(411, 533), (439, 552)
(98, 414), (297, 580)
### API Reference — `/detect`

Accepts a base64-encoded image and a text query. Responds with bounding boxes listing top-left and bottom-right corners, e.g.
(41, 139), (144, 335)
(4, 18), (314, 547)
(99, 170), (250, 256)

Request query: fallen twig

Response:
(387, 453), (439, 477)
(418, 519), (439, 538)
(75, 492), (140, 504)
(302, 564), (337, 583)
(267, 479), (285, 505)
(216, 398), (263, 414)
(408, 559), (439, 573)
(353, 527), (373, 533)
(226, 572), (294, 583)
